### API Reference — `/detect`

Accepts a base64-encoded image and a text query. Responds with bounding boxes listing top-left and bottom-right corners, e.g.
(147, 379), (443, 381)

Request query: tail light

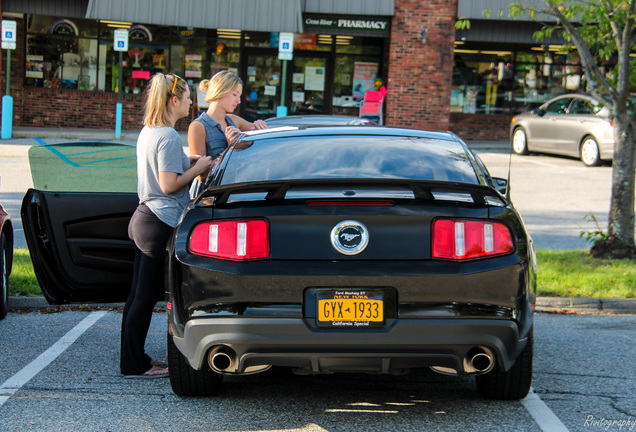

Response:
(189, 219), (269, 261)
(432, 218), (513, 260)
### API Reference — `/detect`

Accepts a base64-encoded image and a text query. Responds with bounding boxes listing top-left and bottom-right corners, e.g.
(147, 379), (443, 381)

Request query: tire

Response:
(512, 127), (529, 155)
(580, 136), (601, 166)
(0, 233), (8, 320)
(475, 328), (533, 400)
(167, 333), (222, 396)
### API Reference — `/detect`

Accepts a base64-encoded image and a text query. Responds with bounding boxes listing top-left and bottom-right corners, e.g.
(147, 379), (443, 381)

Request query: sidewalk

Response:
(4, 126), (510, 150)
(7, 296), (636, 315)
(6, 126), (187, 144)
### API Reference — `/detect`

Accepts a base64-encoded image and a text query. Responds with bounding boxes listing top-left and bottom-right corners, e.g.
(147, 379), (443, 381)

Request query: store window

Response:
(98, 23), (170, 94)
(26, 16), (99, 90)
(331, 37), (383, 109)
(25, 16), (244, 96)
(452, 42), (596, 115)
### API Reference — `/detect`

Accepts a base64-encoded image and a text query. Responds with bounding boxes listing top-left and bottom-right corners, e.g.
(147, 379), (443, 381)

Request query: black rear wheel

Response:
(167, 333), (222, 396)
(476, 328), (533, 400)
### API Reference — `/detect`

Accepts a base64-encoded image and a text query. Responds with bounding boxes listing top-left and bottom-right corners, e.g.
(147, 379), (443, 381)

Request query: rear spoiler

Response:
(195, 179), (508, 207)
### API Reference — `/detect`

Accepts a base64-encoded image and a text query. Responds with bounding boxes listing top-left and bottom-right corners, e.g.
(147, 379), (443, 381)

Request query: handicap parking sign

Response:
(114, 29), (129, 52)
(2, 20), (17, 50)
(278, 32), (293, 60)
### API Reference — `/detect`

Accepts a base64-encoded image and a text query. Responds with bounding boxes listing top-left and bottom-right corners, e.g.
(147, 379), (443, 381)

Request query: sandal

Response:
(124, 365), (169, 379)
(152, 359), (167, 368)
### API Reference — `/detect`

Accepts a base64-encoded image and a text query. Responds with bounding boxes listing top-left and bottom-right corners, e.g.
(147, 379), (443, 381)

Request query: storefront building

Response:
(1, 0), (602, 140)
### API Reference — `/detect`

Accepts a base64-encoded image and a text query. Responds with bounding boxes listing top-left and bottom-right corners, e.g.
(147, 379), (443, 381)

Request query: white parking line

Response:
(0, 311), (106, 408)
(522, 388), (570, 432)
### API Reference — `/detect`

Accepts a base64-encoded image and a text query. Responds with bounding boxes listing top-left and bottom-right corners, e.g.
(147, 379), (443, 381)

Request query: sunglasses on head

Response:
(167, 73), (183, 96)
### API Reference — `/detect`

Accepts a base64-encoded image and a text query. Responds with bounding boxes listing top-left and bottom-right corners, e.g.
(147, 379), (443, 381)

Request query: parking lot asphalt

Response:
(2, 126), (634, 316)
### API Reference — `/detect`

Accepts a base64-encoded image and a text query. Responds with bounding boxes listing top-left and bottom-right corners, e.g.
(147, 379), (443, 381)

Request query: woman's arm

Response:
(228, 114), (267, 131)
(187, 121), (209, 182)
(158, 156), (212, 194)
(188, 121), (207, 156)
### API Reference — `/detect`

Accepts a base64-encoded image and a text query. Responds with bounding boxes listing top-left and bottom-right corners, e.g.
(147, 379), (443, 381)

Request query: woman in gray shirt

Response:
(121, 73), (212, 378)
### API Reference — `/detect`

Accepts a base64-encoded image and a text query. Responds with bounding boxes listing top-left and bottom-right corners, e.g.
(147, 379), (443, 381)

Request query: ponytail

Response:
(144, 73), (187, 127)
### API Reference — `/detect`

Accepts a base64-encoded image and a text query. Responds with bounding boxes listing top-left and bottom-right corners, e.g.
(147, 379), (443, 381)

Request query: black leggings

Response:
(120, 204), (173, 375)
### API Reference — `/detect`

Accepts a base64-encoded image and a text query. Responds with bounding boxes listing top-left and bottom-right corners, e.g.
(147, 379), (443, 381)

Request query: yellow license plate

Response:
(317, 290), (384, 327)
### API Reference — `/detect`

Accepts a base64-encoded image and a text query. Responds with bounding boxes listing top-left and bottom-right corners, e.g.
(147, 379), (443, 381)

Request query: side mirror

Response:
(531, 108), (545, 116)
(493, 177), (509, 196)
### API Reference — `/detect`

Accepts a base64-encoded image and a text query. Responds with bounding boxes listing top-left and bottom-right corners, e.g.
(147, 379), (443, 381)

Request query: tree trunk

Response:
(591, 115), (636, 259)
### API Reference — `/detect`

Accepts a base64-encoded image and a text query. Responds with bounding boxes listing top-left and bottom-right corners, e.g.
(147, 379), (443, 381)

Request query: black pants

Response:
(120, 204), (173, 375)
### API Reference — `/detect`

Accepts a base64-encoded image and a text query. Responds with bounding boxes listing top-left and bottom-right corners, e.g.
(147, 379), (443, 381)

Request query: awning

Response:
(84, 0), (304, 32)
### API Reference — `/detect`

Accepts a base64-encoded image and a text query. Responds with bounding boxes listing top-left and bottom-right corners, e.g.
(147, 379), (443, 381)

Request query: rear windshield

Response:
(220, 135), (479, 185)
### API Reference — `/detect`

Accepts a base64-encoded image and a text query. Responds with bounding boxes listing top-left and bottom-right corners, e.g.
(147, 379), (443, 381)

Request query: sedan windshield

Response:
(220, 135), (479, 185)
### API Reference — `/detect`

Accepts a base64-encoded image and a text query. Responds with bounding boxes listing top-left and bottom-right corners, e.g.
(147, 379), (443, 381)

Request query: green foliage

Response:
(579, 214), (610, 245)
(455, 17), (470, 29)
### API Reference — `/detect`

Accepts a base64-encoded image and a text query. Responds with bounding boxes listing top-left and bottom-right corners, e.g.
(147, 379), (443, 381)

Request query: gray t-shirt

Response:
(136, 125), (191, 228)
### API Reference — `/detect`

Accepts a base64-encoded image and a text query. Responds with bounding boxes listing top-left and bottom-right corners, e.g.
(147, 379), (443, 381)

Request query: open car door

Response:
(21, 142), (139, 304)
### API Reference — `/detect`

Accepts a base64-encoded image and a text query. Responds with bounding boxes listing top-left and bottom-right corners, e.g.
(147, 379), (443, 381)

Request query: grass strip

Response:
(8, 248), (636, 299)
(536, 250), (635, 298)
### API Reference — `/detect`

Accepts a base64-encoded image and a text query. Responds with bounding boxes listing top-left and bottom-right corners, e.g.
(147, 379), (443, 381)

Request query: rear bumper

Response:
(172, 317), (528, 375)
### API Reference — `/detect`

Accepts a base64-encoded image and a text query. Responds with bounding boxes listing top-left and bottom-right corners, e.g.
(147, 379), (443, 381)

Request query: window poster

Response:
(26, 55), (44, 78)
(463, 86), (479, 114)
(185, 54), (202, 78)
(304, 66), (325, 91)
(352, 62), (378, 99)
(293, 73), (304, 84)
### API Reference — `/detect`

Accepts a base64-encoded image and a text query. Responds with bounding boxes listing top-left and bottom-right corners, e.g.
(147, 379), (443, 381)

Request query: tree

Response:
(460, 1), (636, 259)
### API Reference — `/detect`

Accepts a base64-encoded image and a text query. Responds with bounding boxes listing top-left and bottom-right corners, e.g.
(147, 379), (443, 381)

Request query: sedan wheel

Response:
(581, 137), (601, 166)
(0, 233), (8, 320)
(512, 128), (529, 155)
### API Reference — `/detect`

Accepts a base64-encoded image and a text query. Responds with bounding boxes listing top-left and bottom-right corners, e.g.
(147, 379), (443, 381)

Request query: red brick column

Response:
(387, 0), (457, 131)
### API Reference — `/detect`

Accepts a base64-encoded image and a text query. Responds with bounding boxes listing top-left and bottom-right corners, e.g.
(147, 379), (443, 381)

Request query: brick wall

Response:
(449, 113), (513, 141)
(386, 0), (457, 131)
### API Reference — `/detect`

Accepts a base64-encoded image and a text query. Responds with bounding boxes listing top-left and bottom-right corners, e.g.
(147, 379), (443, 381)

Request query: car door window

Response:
(28, 142), (137, 193)
(569, 99), (595, 115)
(544, 98), (572, 114)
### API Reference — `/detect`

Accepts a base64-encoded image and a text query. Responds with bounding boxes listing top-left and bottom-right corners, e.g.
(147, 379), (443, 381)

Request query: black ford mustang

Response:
(22, 126), (536, 400)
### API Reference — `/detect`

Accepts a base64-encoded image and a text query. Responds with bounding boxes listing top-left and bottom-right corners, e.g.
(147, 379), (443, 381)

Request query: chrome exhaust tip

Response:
(463, 347), (494, 374)
(208, 346), (237, 373)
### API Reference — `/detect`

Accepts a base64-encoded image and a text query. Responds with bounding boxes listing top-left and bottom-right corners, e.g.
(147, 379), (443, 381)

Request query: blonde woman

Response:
(188, 71), (267, 192)
(121, 73), (212, 378)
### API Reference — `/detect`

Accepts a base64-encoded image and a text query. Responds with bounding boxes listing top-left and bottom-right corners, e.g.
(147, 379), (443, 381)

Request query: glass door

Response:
(241, 49), (282, 121)
(289, 55), (330, 115)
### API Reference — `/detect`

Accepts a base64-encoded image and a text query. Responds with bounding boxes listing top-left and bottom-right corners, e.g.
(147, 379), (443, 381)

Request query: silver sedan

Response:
(510, 94), (614, 166)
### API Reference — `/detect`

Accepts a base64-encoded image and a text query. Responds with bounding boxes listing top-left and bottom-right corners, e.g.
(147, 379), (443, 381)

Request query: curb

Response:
(8, 296), (635, 315)
(535, 297), (636, 314)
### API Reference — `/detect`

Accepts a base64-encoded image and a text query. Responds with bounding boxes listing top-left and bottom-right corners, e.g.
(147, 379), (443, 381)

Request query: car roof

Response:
(240, 125), (460, 143)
